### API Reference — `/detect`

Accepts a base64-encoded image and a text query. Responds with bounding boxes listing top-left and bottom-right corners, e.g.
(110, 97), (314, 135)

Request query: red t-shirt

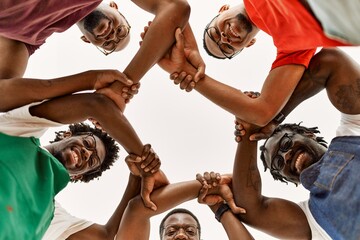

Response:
(0, 0), (101, 55)
(244, 0), (352, 69)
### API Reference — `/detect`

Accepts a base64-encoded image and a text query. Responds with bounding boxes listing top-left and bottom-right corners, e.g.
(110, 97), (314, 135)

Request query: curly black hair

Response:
(51, 123), (119, 183)
(259, 123), (328, 185)
(159, 208), (201, 238)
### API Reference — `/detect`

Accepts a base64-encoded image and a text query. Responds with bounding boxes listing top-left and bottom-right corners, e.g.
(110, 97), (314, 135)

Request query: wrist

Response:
(215, 202), (230, 222)
(273, 112), (286, 124)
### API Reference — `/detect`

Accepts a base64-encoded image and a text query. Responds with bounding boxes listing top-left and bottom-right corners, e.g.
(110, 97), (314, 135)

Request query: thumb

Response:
(249, 133), (264, 141)
(227, 199), (246, 214)
(175, 28), (185, 49)
(141, 178), (157, 211)
(125, 153), (142, 163)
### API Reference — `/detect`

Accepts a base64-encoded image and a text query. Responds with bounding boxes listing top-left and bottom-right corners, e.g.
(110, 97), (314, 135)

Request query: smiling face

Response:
(262, 129), (327, 184)
(204, 4), (259, 59)
(51, 133), (106, 179)
(77, 1), (131, 54)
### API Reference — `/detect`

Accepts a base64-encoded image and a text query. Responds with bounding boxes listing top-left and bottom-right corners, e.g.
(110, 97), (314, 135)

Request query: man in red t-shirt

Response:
(156, 0), (357, 130)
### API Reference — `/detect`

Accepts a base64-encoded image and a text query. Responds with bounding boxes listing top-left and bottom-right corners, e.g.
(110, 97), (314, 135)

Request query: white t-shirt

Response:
(298, 201), (332, 240)
(336, 113), (360, 137)
(42, 202), (93, 240)
(0, 102), (62, 137)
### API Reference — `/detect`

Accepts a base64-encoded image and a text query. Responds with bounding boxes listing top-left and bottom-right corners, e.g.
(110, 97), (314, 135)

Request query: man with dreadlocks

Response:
(227, 48), (360, 240)
(0, 86), (162, 239)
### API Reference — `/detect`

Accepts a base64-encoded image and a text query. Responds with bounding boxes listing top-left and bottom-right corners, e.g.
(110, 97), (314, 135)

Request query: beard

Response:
(83, 10), (109, 35)
(236, 13), (253, 33)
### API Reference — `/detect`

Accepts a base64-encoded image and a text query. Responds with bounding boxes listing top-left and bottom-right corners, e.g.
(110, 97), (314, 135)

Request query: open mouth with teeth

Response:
(69, 148), (81, 167)
(292, 150), (313, 174)
(229, 25), (240, 38)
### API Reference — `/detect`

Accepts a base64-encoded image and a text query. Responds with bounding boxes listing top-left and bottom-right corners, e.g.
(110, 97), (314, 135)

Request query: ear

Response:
(246, 38), (256, 48)
(219, 4), (230, 13)
(304, 132), (316, 139)
(62, 131), (72, 139)
(81, 36), (91, 43)
(109, 1), (118, 9)
(71, 175), (83, 181)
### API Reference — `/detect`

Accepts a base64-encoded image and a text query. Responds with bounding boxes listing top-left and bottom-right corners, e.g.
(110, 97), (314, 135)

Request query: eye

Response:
(165, 230), (176, 236)
(273, 155), (285, 171)
(83, 139), (91, 148)
(280, 136), (292, 151)
(219, 43), (234, 54)
(186, 227), (196, 236)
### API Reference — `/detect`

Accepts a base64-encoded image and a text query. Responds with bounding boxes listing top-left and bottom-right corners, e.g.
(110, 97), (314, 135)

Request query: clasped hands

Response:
(196, 171), (246, 214)
(125, 144), (168, 211)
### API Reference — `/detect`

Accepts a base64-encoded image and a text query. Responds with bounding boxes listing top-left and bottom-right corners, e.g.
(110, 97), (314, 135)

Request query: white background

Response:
(24, 0), (360, 239)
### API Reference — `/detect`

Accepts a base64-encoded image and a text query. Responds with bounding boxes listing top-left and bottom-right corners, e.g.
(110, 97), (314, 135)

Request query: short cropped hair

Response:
(159, 208), (201, 238)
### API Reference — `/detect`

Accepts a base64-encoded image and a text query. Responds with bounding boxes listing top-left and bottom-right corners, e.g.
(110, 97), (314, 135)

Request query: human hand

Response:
(92, 69), (133, 90)
(140, 23), (204, 92)
(234, 91), (262, 142)
(181, 24), (206, 83)
(141, 169), (169, 211)
(196, 172), (246, 214)
(141, 25), (200, 92)
(249, 121), (277, 141)
(120, 82), (141, 104)
(124, 144), (161, 176)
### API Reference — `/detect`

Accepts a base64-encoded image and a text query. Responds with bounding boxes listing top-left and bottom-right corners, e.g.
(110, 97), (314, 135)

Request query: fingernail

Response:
(127, 80), (133, 84)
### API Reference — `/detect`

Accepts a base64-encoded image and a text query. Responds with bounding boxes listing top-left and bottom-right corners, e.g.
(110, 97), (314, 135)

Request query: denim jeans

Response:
(300, 136), (360, 240)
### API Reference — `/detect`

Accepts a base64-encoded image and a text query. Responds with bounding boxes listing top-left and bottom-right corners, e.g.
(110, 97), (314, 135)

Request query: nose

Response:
(174, 229), (188, 239)
(220, 32), (231, 43)
(106, 27), (118, 41)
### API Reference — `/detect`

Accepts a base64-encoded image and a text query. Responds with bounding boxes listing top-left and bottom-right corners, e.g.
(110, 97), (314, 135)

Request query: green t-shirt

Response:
(0, 132), (70, 240)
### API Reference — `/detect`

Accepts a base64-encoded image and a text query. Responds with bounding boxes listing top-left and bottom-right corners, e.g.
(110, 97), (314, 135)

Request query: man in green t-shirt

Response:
(0, 76), (163, 239)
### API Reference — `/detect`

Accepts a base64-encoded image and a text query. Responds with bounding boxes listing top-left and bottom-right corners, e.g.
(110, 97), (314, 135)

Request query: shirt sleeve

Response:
(271, 49), (317, 70)
(42, 201), (93, 240)
(0, 102), (63, 138)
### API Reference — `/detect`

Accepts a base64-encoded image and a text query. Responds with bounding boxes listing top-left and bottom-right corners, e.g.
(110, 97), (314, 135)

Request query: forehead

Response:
(164, 213), (198, 227)
(265, 129), (293, 149)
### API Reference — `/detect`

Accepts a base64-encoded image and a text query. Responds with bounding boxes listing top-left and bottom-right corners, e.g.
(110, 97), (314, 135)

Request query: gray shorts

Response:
(308, 0), (360, 44)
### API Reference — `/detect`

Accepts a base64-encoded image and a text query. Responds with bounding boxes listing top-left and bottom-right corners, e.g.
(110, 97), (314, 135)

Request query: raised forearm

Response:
(209, 204), (254, 240)
(124, 0), (190, 83)
(232, 132), (263, 219)
(195, 76), (270, 126)
(0, 71), (96, 112)
(105, 174), (141, 237)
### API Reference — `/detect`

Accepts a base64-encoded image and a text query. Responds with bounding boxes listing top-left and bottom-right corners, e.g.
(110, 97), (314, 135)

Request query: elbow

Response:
(172, 0), (191, 25)
(248, 110), (276, 127)
(126, 196), (152, 218)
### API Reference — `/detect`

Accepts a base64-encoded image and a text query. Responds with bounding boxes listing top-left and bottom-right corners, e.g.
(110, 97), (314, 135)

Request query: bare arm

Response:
(208, 203), (254, 240)
(0, 37), (132, 112)
(232, 125), (311, 239)
(123, 0), (190, 83)
(67, 174), (141, 240)
(30, 93), (144, 155)
(195, 64), (304, 126)
(115, 179), (202, 240)
(157, 29), (304, 126)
